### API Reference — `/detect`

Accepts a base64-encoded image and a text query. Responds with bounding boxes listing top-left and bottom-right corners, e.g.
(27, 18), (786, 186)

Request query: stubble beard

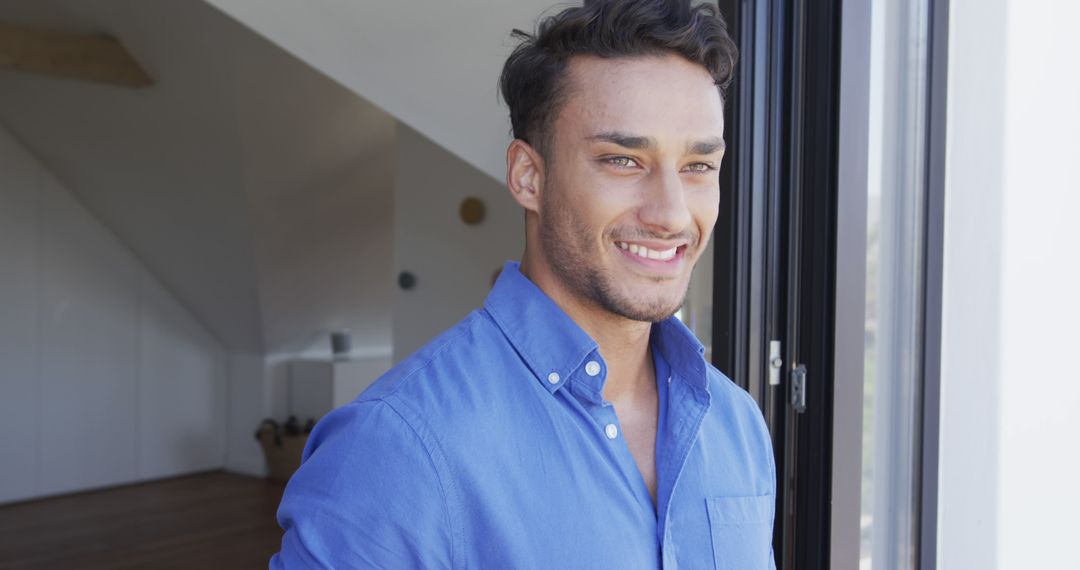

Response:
(538, 189), (693, 324)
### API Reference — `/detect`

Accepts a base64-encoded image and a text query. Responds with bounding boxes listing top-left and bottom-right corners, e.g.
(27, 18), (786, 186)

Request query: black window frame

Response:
(711, 0), (949, 568)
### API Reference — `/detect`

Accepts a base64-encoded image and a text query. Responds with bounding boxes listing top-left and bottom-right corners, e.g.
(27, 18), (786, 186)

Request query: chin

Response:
(599, 285), (687, 323)
(613, 302), (682, 324)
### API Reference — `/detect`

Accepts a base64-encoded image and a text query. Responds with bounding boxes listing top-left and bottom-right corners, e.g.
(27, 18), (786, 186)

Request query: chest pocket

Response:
(705, 495), (775, 570)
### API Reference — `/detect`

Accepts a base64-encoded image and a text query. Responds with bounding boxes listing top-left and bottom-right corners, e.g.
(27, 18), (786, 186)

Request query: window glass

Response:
(861, 0), (930, 567)
(680, 235), (714, 360)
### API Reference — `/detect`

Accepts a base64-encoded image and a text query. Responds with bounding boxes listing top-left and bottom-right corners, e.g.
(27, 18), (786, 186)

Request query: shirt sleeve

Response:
(270, 399), (454, 569)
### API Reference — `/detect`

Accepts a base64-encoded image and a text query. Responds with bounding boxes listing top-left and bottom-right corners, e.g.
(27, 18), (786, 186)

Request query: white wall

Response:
(0, 0), (401, 357)
(0, 122), (40, 503)
(0, 125), (226, 504)
(224, 352), (269, 477)
(392, 123), (524, 361)
(996, 1), (1080, 566)
(939, 0), (1080, 567)
(232, 123), (501, 449)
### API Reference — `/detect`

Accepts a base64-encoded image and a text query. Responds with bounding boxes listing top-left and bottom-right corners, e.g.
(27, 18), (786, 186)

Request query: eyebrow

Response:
(585, 131), (726, 155)
(687, 136), (726, 155)
(586, 131), (656, 150)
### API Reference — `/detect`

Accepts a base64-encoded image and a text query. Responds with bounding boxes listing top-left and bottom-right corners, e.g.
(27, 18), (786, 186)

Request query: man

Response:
(272, 1), (776, 568)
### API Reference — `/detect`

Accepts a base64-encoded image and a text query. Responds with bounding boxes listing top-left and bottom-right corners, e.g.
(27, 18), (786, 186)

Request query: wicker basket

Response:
(255, 420), (309, 482)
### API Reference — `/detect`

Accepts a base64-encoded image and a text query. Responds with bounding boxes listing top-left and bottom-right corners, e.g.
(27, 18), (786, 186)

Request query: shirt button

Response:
(604, 424), (618, 439)
(547, 372), (561, 385)
(585, 361), (601, 376)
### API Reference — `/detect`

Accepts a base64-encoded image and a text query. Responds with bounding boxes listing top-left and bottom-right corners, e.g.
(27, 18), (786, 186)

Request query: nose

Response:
(638, 166), (692, 235)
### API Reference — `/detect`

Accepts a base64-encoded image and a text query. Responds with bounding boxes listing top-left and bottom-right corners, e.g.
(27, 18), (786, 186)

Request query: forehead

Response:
(555, 54), (726, 145)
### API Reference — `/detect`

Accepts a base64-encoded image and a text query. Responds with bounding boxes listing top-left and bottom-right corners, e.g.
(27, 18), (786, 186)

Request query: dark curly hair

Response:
(499, 0), (737, 158)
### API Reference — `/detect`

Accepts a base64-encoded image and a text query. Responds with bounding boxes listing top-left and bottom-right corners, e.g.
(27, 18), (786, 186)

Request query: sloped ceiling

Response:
(203, 0), (557, 183)
(0, 0), (395, 354)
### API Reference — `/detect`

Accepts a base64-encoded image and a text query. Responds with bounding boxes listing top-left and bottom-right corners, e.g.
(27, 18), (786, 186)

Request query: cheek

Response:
(565, 187), (636, 238)
(690, 187), (721, 228)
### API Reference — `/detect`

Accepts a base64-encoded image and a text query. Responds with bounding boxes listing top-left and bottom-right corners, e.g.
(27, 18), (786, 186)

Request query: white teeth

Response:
(616, 241), (678, 261)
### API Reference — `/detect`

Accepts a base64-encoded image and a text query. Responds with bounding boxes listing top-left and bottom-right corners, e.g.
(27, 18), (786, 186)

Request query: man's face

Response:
(537, 54), (725, 323)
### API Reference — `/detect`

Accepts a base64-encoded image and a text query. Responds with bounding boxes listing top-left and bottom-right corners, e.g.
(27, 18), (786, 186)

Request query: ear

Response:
(505, 139), (545, 214)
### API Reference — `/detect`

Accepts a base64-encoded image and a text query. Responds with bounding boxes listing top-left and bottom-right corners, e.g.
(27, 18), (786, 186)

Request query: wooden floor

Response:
(0, 471), (285, 569)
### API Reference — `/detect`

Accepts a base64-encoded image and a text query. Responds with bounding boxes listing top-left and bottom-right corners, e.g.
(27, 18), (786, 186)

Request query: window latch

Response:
(791, 365), (807, 413)
(768, 340), (783, 386)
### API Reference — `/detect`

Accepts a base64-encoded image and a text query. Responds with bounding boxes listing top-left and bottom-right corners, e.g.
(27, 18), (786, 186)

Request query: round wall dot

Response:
(459, 197), (486, 225)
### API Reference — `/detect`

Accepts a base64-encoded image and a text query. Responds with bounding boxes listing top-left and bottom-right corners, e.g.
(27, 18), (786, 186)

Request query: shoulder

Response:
(300, 397), (442, 477)
(702, 364), (776, 481)
(357, 309), (504, 403)
(276, 398), (461, 568)
(343, 308), (527, 450)
(704, 364), (767, 428)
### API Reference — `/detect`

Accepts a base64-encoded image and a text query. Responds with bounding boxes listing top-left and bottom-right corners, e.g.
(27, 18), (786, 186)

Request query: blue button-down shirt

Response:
(272, 262), (776, 569)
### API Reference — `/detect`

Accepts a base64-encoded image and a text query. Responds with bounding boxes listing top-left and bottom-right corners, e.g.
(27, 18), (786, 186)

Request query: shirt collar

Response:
(484, 262), (597, 394)
(484, 261), (709, 396)
(650, 318), (708, 394)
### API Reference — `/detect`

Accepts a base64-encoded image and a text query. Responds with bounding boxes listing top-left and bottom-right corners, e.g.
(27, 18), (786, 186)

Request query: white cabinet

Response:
(287, 357), (391, 421)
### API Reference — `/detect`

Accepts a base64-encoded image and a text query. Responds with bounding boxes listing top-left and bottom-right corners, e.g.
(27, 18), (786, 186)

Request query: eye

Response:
(604, 156), (640, 169)
(684, 162), (718, 173)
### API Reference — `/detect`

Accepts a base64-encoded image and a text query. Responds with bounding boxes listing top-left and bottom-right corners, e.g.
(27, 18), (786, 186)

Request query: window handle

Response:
(791, 365), (807, 413)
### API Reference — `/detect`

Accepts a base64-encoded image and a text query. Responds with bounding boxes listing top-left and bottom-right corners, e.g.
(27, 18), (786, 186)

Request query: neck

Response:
(520, 254), (656, 403)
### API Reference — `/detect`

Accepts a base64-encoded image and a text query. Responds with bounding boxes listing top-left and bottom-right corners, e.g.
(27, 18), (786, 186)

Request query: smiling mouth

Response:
(614, 241), (685, 261)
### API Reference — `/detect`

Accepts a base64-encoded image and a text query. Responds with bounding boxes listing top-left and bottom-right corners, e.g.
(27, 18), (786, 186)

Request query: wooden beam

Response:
(0, 22), (153, 88)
